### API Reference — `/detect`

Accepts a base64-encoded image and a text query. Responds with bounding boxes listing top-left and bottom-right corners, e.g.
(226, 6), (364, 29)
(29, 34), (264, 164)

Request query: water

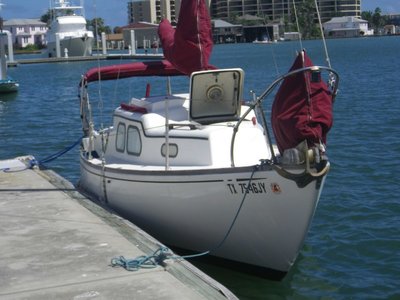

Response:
(1, 36), (400, 299)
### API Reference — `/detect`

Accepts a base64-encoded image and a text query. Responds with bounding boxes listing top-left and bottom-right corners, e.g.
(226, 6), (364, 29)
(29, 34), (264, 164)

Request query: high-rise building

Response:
(317, 0), (361, 21)
(126, 0), (360, 27)
(128, 0), (182, 24)
(212, 0), (289, 21)
(210, 0), (360, 23)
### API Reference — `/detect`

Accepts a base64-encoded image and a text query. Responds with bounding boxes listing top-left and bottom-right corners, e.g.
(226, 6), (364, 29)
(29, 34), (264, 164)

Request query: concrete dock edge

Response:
(0, 156), (237, 299)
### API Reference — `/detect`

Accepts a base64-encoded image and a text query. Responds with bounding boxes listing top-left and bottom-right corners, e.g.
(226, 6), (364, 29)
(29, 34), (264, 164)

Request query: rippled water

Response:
(1, 36), (399, 299)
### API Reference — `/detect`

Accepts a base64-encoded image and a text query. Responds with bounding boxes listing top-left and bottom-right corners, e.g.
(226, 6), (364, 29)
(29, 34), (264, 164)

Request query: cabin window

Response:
(127, 126), (141, 155)
(116, 123), (126, 152)
(161, 143), (178, 158)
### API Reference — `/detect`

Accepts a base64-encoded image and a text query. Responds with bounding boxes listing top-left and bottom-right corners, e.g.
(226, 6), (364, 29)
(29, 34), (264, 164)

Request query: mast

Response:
(0, 2), (6, 81)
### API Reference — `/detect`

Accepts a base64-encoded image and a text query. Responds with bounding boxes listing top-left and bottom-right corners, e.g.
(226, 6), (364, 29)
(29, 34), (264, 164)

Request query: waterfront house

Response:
(122, 22), (159, 49)
(323, 16), (373, 38)
(212, 19), (243, 43)
(383, 25), (396, 35)
(105, 33), (124, 49)
(3, 19), (47, 49)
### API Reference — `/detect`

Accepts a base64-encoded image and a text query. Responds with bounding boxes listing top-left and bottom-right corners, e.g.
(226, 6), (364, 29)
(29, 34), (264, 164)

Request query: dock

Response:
(7, 53), (164, 67)
(0, 157), (237, 300)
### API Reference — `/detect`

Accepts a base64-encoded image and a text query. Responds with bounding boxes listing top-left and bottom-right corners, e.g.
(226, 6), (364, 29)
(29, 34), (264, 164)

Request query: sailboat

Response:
(77, 0), (339, 278)
(0, 3), (18, 93)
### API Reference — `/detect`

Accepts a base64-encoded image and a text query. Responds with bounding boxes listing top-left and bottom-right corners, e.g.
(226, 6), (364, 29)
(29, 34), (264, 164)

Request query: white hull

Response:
(46, 1), (94, 57)
(252, 40), (272, 44)
(79, 154), (325, 274)
(47, 36), (93, 57)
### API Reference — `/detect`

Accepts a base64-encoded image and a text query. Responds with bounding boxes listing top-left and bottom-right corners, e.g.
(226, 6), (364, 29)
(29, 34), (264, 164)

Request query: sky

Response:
(1, 0), (128, 28)
(1, 0), (400, 28)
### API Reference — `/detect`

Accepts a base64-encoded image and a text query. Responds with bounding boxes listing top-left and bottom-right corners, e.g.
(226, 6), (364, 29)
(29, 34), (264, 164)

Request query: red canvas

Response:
(271, 51), (333, 154)
(82, 60), (183, 84)
(158, 0), (214, 75)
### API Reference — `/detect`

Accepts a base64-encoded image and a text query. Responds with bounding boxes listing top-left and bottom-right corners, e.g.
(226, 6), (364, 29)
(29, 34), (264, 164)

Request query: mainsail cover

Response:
(158, 0), (214, 75)
(82, 60), (184, 84)
(271, 51), (333, 154)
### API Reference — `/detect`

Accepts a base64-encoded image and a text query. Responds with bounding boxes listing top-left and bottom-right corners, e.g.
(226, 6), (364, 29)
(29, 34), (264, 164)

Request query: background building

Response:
(211, 0), (289, 21)
(126, 0), (361, 27)
(212, 19), (243, 43)
(210, 0), (360, 23)
(128, 0), (182, 24)
(121, 22), (159, 48)
(3, 19), (47, 49)
(323, 16), (372, 37)
(124, 0), (363, 42)
(317, 0), (360, 21)
(385, 14), (400, 26)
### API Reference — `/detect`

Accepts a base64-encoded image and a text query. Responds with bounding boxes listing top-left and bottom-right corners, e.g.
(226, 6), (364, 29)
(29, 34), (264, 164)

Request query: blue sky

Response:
(2, 0), (400, 28)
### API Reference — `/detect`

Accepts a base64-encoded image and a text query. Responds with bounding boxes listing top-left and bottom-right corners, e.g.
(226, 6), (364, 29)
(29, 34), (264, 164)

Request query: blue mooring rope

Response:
(1, 137), (82, 173)
(112, 163), (262, 271)
(37, 136), (82, 165)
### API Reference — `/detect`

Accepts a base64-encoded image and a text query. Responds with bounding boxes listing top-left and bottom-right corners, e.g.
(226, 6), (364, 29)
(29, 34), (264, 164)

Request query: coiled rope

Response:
(111, 246), (171, 271)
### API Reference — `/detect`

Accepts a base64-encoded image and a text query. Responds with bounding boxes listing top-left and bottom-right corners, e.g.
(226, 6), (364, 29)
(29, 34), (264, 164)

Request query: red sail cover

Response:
(271, 51), (333, 154)
(82, 60), (183, 84)
(158, 0), (214, 75)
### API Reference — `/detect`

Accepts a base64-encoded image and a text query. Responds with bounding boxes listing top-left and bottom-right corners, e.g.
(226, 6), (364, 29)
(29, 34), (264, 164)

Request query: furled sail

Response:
(271, 50), (333, 154)
(82, 60), (183, 85)
(158, 0), (214, 75)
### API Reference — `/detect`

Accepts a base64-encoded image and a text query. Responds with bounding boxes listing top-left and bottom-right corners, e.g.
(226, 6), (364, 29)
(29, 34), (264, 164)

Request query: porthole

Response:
(161, 143), (178, 158)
